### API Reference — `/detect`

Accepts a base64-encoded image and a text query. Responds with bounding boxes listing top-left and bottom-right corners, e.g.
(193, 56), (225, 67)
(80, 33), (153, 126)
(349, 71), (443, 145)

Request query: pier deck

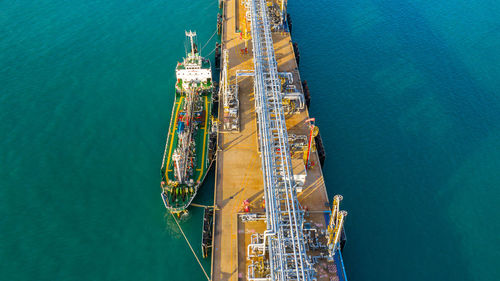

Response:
(212, 1), (344, 280)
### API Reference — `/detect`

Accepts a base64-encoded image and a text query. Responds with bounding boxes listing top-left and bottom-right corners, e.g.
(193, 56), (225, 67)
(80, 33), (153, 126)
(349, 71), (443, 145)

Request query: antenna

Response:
(185, 30), (197, 56)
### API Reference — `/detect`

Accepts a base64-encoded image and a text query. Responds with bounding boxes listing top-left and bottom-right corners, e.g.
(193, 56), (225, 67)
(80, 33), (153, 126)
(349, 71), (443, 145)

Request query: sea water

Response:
(1, 0), (499, 280)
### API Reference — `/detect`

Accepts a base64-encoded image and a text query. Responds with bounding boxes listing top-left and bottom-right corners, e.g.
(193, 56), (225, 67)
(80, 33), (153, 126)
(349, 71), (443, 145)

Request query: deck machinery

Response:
(220, 49), (241, 132)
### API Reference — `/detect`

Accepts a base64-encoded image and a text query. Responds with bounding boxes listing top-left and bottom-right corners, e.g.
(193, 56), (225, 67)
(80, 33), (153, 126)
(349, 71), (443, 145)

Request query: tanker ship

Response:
(161, 31), (215, 214)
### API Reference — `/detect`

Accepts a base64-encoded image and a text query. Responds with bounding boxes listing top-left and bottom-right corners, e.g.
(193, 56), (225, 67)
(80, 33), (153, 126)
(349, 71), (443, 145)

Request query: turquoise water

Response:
(1, 0), (499, 280)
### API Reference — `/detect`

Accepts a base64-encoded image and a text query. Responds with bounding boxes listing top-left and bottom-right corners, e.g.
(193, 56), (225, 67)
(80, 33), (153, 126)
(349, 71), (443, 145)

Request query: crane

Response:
(327, 195), (347, 257)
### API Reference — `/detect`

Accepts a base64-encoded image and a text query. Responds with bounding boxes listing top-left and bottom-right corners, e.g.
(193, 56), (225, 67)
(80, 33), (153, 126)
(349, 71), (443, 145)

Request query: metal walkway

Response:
(247, 0), (313, 280)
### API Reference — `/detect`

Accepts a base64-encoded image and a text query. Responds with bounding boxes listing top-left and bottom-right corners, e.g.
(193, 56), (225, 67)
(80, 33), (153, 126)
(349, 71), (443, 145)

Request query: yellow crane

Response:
(327, 195), (347, 257)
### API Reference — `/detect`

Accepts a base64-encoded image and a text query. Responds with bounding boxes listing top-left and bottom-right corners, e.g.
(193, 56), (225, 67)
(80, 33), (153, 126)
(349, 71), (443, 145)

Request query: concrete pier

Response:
(211, 1), (346, 280)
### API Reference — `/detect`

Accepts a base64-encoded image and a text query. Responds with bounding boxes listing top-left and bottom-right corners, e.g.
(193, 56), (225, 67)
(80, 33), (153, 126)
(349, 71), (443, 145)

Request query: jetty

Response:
(210, 0), (349, 280)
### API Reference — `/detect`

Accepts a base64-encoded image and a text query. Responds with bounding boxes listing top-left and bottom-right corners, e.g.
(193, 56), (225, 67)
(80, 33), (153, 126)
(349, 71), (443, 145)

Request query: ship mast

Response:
(185, 30), (197, 56)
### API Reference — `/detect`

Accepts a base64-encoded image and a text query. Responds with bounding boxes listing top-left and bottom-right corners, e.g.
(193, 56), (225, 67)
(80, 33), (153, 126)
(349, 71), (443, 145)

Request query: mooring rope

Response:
(171, 212), (210, 281)
(201, 28), (218, 53)
(206, 45), (218, 57)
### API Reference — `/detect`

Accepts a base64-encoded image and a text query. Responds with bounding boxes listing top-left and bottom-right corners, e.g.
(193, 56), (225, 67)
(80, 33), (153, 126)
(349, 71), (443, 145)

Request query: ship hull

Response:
(161, 88), (213, 213)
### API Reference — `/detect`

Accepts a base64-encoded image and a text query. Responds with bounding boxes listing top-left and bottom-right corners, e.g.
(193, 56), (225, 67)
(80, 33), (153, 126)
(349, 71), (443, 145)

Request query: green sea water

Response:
(1, 0), (499, 280)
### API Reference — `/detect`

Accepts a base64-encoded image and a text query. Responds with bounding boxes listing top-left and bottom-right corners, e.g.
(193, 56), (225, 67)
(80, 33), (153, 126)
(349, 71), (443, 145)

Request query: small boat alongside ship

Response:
(161, 31), (216, 214)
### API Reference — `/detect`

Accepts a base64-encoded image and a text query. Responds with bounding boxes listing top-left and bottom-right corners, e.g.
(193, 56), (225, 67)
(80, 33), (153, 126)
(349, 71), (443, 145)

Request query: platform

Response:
(211, 1), (346, 280)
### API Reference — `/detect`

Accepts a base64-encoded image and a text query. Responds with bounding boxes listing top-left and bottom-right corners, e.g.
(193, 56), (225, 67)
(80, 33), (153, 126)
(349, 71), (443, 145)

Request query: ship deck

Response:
(211, 1), (346, 280)
(161, 90), (213, 210)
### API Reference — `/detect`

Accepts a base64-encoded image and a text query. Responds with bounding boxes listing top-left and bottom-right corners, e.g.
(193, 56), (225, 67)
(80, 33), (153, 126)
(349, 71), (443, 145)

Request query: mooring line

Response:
(171, 212), (211, 281)
(206, 45), (218, 57)
(201, 28), (218, 53)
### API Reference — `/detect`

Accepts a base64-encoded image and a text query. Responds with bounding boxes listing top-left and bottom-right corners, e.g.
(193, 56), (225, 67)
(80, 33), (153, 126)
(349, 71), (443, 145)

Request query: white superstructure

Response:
(175, 31), (212, 91)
